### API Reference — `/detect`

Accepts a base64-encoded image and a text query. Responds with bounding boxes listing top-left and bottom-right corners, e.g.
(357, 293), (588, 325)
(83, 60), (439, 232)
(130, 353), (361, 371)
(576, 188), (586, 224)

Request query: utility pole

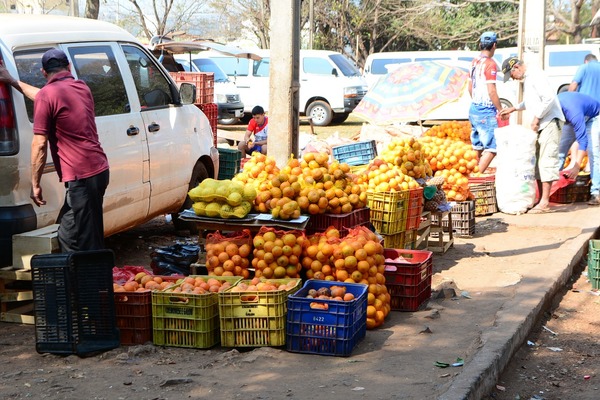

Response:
(517, 0), (546, 126)
(268, 0), (301, 167)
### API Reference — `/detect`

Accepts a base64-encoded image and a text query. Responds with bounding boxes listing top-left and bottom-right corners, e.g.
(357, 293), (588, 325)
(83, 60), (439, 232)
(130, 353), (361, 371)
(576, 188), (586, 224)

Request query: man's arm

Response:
(568, 82), (579, 92)
(31, 134), (48, 206)
(0, 60), (39, 101)
(486, 82), (503, 113)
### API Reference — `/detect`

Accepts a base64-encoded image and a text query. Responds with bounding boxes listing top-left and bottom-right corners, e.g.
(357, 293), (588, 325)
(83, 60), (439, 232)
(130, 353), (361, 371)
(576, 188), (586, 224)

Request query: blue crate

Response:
(332, 140), (377, 166)
(286, 280), (367, 356)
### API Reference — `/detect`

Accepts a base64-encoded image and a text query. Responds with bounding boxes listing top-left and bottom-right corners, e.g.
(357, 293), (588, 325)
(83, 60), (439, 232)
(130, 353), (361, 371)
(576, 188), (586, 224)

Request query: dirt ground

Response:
(1, 214), (599, 400)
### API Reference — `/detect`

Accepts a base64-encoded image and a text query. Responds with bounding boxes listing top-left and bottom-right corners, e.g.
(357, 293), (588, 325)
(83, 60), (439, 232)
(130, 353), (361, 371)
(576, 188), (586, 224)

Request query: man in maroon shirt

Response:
(0, 48), (109, 251)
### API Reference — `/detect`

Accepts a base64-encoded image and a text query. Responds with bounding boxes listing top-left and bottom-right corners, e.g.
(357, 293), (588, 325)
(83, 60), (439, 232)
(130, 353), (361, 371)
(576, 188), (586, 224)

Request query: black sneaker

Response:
(588, 195), (600, 206)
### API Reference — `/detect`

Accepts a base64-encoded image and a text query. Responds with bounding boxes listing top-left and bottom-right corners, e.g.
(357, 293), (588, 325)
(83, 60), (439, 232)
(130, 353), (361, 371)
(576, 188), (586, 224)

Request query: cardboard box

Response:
(12, 224), (60, 270)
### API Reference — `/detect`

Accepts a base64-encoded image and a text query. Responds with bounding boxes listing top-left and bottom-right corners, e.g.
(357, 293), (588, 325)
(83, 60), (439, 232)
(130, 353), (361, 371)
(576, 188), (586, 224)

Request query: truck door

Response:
(65, 44), (151, 233)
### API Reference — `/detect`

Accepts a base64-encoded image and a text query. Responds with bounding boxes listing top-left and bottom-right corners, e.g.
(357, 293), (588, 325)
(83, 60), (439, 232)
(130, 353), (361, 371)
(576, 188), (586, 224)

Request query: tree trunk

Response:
(84, 0), (100, 19)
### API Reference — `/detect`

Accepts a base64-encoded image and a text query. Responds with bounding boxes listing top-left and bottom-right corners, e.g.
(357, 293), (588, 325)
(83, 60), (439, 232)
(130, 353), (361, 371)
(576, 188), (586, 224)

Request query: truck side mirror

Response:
(332, 68), (338, 77)
(179, 82), (196, 104)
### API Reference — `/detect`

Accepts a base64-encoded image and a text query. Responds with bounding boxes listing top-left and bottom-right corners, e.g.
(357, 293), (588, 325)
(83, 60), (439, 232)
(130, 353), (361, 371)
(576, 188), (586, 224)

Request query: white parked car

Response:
(0, 14), (218, 267)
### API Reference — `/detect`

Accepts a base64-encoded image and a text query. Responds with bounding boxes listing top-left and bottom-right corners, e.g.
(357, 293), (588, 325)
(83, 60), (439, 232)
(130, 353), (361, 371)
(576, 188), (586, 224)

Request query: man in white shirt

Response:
(499, 57), (565, 213)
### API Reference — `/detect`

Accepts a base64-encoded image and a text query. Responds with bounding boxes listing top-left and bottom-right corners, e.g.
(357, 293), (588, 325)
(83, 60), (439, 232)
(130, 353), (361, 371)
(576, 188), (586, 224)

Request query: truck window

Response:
(213, 57), (249, 77)
(548, 50), (590, 67)
(303, 56), (335, 75)
(329, 54), (361, 77)
(69, 46), (129, 116)
(14, 50), (49, 121)
(253, 58), (270, 77)
(122, 45), (174, 108)
(371, 58), (411, 74)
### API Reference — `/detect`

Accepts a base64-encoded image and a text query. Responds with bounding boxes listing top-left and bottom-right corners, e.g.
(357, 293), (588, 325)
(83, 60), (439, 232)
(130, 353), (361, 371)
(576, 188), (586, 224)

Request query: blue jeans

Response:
(469, 106), (498, 152)
(559, 118), (600, 195)
(588, 117), (600, 196)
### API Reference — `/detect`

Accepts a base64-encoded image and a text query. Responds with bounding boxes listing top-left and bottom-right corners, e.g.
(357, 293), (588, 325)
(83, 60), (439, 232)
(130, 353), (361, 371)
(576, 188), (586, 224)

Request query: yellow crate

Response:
(367, 190), (410, 234)
(151, 276), (241, 349)
(218, 278), (301, 347)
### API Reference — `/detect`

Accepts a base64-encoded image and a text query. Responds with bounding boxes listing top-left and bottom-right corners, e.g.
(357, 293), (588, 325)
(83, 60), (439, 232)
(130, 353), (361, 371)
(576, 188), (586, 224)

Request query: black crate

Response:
(31, 250), (120, 356)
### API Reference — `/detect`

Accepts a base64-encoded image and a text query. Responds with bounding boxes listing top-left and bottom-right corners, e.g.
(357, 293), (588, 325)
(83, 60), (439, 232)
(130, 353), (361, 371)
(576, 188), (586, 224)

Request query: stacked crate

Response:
(431, 200), (476, 238)
(367, 187), (424, 249)
(468, 175), (498, 216)
(217, 147), (242, 180)
(383, 248), (433, 311)
(305, 207), (371, 237)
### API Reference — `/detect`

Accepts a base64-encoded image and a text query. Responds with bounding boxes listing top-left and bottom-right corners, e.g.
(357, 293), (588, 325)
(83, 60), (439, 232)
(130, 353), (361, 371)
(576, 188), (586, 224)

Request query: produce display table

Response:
(179, 210), (309, 234)
(428, 211), (454, 253)
(415, 211), (431, 250)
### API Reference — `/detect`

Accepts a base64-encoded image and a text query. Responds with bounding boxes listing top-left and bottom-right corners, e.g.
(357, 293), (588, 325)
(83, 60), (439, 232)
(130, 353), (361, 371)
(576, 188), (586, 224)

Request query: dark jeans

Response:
(57, 169), (110, 252)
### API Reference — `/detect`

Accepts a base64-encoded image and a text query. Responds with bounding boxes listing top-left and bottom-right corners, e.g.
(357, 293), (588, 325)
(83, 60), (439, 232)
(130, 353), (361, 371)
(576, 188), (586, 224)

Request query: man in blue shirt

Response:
(557, 91), (600, 205)
(569, 54), (600, 96)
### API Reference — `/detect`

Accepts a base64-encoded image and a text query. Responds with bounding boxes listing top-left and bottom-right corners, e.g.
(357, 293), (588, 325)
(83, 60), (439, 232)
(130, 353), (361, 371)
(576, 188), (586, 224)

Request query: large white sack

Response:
(494, 125), (537, 214)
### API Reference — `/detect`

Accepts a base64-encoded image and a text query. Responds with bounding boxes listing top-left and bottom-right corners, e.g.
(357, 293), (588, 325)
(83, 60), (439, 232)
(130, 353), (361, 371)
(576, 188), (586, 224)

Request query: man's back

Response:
(573, 60), (600, 97)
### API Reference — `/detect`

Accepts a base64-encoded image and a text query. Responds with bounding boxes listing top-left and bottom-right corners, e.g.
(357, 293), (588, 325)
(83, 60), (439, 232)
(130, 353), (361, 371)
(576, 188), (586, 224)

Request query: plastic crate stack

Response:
(217, 147), (242, 180)
(550, 173), (591, 204)
(431, 200), (476, 237)
(588, 239), (600, 290)
(367, 187), (425, 249)
(468, 175), (498, 216)
(199, 103), (218, 146)
(305, 207), (371, 237)
(383, 248), (433, 311)
(169, 71), (215, 104)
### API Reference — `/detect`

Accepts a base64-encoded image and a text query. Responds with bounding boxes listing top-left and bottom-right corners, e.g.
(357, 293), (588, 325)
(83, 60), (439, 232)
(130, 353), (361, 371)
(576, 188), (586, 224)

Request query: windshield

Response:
(190, 58), (229, 82)
(329, 54), (361, 77)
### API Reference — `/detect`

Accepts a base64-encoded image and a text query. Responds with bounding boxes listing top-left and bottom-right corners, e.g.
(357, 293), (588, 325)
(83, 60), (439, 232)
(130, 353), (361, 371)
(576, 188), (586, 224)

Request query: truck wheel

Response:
(172, 162), (209, 233)
(307, 101), (333, 126)
(331, 113), (349, 124)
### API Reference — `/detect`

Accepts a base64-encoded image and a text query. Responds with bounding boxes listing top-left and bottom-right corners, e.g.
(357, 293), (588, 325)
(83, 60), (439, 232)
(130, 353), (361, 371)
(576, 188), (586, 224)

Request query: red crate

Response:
(383, 248), (433, 285)
(169, 72), (215, 104)
(383, 248), (432, 311)
(114, 291), (152, 346)
(198, 103), (218, 147)
(305, 207), (370, 237)
(387, 278), (431, 311)
(405, 187), (424, 230)
(467, 174), (495, 185)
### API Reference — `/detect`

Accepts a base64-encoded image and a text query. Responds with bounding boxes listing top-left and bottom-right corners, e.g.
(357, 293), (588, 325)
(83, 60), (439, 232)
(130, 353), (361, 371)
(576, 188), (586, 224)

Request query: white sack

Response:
(494, 125), (537, 214)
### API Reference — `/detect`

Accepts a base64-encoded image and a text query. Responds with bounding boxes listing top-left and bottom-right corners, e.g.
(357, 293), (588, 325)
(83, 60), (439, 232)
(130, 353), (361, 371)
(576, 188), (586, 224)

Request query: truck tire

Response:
(172, 162), (209, 233)
(331, 113), (349, 124)
(306, 100), (333, 126)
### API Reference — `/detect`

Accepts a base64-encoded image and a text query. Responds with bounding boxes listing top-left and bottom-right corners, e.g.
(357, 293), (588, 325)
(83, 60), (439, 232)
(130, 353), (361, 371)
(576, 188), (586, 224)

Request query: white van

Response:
(208, 49), (368, 126)
(363, 50), (479, 89)
(0, 14), (218, 266)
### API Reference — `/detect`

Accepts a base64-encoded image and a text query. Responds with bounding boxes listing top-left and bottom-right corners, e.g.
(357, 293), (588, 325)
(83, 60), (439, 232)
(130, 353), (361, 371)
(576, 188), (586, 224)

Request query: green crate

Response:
(218, 278), (301, 347)
(152, 275), (241, 348)
(588, 240), (600, 289)
(217, 148), (242, 180)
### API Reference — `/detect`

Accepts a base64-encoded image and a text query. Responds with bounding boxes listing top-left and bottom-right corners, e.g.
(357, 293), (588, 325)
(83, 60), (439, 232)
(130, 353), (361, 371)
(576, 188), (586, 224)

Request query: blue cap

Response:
(480, 32), (497, 46)
(41, 48), (69, 71)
